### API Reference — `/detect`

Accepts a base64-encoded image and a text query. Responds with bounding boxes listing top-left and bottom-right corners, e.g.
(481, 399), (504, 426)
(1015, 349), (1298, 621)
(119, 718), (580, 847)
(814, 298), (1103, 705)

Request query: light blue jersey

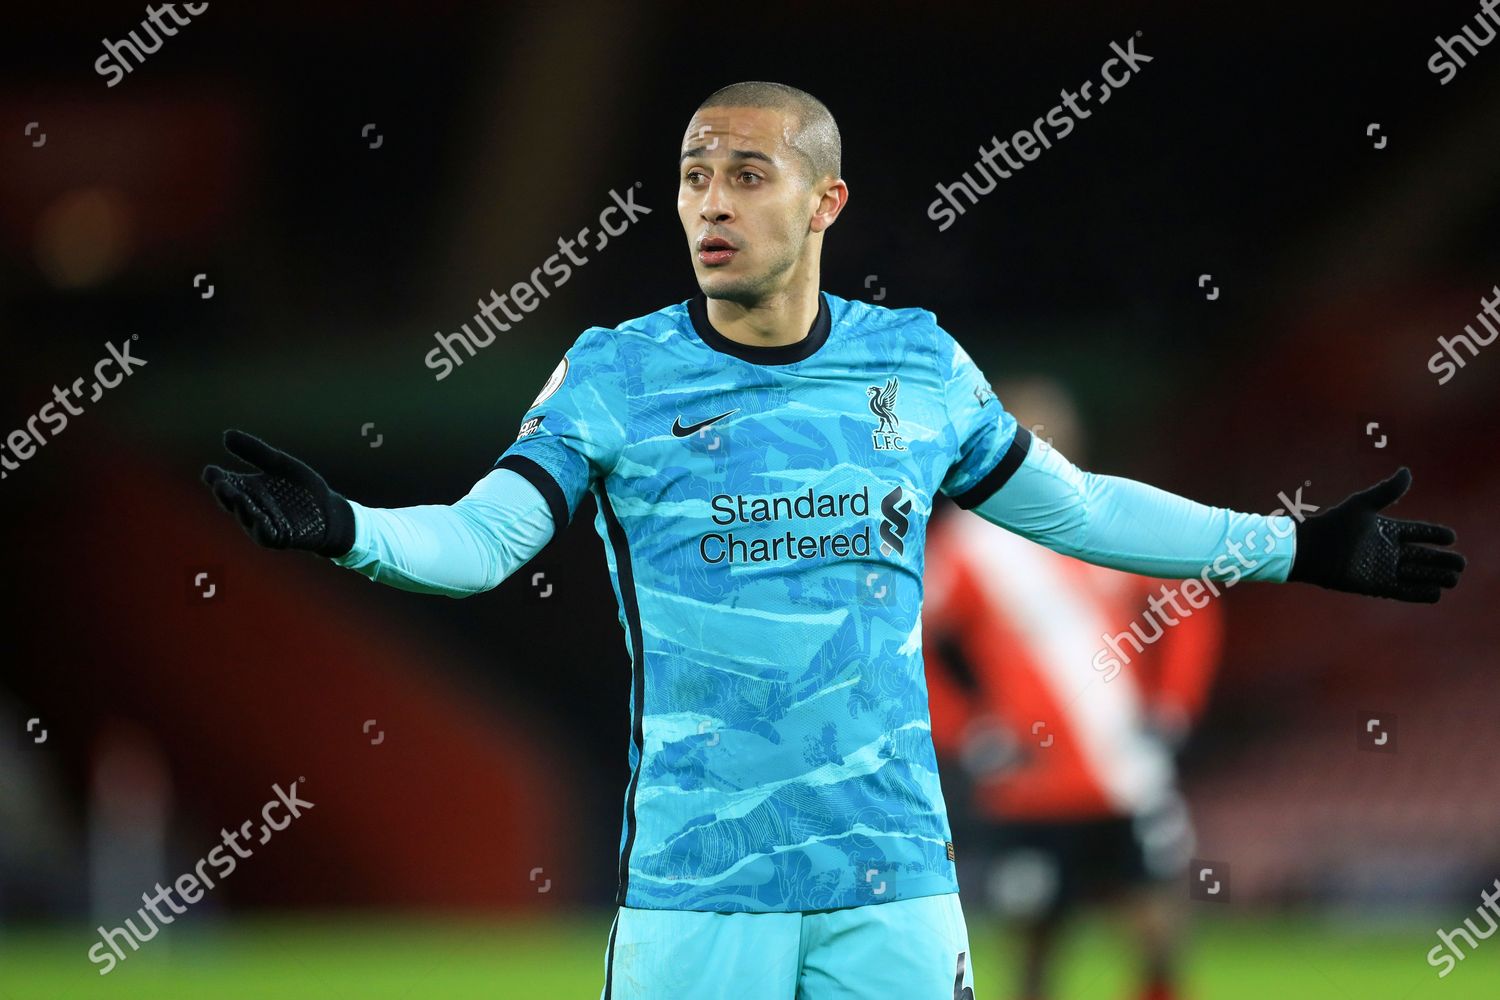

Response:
(494, 292), (1026, 913)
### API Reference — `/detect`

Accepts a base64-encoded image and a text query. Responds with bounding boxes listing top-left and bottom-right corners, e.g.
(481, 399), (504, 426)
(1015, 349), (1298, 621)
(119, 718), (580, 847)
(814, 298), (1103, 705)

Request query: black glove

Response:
(1287, 467), (1464, 603)
(202, 430), (356, 558)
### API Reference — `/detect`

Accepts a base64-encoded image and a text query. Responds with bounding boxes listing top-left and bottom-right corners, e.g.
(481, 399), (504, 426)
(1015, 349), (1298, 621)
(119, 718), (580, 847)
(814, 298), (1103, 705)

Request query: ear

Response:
(809, 178), (849, 234)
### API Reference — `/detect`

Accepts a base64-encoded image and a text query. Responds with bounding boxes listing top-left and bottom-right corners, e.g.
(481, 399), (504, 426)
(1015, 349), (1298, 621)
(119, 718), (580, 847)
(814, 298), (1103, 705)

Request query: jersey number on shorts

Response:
(953, 950), (974, 1000)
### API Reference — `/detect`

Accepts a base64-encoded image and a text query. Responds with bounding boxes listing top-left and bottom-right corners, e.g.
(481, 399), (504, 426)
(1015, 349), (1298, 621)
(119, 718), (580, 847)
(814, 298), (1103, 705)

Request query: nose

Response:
(699, 173), (734, 225)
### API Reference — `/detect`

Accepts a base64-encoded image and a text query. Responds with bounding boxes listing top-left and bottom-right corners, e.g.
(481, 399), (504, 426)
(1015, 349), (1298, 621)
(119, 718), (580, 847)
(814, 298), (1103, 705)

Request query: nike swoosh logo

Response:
(671, 408), (738, 437)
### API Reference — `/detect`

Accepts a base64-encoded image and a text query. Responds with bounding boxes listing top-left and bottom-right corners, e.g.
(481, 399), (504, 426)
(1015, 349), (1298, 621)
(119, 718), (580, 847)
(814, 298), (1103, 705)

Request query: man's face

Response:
(678, 106), (823, 305)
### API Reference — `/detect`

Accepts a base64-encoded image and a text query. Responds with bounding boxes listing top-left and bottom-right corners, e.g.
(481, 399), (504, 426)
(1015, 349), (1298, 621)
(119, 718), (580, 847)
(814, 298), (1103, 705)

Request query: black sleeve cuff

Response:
(951, 425), (1032, 510)
(317, 494), (358, 559)
(1285, 516), (1332, 585)
(495, 454), (571, 543)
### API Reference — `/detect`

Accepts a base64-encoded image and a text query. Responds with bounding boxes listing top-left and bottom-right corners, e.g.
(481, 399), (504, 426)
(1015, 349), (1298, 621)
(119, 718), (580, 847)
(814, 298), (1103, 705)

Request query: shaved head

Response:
(696, 81), (841, 185)
(678, 83), (850, 308)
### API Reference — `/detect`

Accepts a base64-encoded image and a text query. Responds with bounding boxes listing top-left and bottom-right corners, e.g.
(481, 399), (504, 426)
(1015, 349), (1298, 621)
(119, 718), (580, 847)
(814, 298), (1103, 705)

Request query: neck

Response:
(705, 272), (821, 348)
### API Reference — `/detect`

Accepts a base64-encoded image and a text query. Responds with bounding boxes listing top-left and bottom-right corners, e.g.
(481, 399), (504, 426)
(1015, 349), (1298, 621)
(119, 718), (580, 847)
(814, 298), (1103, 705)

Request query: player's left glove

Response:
(1287, 467), (1464, 603)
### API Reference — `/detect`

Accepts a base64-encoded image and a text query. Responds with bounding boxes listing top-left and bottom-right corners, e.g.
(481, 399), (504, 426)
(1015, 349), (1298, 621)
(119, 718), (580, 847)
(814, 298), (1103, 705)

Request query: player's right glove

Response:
(202, 430), (356, 558)
(1287, 467), (1464, 603)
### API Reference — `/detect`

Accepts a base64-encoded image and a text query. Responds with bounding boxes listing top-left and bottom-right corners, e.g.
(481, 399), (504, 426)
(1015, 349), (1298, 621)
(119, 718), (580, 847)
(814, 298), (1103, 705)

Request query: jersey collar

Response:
(687, 291), (831, 366)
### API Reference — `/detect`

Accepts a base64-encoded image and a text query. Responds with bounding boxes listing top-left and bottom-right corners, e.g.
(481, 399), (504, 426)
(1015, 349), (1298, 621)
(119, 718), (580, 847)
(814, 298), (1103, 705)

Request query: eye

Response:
(684, 168), (707, 185)
(739, 170), (762, 184)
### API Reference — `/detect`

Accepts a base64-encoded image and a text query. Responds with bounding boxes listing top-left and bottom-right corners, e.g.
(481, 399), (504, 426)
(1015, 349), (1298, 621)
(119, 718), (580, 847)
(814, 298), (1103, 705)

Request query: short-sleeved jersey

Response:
(495, 291), (1027, 913)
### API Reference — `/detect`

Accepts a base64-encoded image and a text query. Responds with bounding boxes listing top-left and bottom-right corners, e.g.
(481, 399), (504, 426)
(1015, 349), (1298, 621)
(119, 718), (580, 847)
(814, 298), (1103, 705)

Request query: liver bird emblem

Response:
(867, 377), (900, 435)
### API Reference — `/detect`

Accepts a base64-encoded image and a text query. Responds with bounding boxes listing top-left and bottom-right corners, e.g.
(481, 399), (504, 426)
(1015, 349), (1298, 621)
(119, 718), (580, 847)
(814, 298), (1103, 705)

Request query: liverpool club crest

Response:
(867, 377), (906, 452)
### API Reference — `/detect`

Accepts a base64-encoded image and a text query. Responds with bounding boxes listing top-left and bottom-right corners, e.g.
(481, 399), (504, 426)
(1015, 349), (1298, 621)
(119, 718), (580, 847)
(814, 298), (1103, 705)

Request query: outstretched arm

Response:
(333, 469), (553, 597)
(971, 430), (1464, 602)
(202, 430), (553, 598)
(971, 430), (1296, 583)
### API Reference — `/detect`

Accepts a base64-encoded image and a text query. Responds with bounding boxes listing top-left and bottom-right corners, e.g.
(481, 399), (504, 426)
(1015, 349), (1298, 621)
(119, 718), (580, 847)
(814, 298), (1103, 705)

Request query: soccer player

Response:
(924, 379), (1224, 1000)
(202, 82), (1466, 999)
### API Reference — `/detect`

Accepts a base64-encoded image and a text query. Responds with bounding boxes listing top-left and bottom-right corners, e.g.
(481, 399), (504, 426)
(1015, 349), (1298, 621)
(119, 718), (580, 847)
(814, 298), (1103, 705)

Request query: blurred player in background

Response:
(925, 378), (1221, 1000)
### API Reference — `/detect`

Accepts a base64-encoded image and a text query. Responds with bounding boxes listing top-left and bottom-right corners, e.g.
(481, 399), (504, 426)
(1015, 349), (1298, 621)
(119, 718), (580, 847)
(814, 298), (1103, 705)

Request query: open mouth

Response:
(697, 236), (739, 266)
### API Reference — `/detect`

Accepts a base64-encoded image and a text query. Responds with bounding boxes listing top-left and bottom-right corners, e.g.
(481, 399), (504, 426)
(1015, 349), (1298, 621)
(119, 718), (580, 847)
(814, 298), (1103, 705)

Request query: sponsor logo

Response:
(516, 415), (544, 440)
(693, 483), (917, 566)
(878, 485), (913, 556)
(671, 408), (738, 438)
(867, 377), (906, 451)
(698, 487), (873, 565)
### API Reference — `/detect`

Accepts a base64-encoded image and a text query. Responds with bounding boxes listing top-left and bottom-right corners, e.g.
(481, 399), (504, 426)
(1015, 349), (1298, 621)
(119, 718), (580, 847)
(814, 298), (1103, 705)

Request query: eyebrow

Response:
(679, 147), (776, 166)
